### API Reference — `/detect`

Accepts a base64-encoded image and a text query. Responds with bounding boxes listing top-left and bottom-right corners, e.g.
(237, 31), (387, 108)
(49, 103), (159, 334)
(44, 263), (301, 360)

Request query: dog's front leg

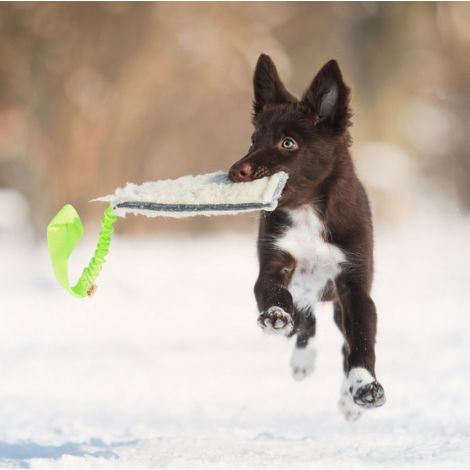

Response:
(254, 254), (296, 336)
(336, 273), (386, 409)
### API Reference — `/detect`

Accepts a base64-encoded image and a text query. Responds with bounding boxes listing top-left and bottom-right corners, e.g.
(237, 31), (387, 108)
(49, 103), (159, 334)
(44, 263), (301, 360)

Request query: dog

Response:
(228, 54), (385, 421)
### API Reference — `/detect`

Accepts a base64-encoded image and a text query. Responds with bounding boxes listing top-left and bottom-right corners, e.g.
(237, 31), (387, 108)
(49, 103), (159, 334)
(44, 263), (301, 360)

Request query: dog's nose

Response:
(229, 162), (253, 182)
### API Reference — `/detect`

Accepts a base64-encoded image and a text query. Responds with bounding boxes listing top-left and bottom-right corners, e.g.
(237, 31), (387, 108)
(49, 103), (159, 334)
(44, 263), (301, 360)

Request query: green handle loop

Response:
(47, 204), (117, 298)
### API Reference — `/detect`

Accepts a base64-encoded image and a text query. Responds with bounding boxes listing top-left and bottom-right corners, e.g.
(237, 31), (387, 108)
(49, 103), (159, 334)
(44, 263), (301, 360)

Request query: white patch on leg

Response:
(347, 367), (375, 396)
(339, 377), (363, 422)
(347, 367), (386, 408)
(290, 345), (316, 381)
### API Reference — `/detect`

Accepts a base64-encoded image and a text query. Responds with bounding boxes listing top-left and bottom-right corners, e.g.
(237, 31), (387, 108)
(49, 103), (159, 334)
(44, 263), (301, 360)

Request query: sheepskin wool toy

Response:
(47, 171), (288, 298)
(97, 171), (288, 218)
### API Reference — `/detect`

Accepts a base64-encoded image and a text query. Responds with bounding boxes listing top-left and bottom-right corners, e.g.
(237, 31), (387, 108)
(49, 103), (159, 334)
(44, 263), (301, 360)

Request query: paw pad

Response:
(353, 381), (386, 408)
(257, 306), (294, 336)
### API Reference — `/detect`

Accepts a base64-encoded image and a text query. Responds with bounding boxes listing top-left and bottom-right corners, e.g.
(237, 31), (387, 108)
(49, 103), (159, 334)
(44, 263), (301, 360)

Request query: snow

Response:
(0, 208), (469, 468)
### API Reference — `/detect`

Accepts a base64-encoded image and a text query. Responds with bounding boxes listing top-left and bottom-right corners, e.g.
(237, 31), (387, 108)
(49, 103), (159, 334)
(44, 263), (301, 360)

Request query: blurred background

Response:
(1, 1), (469, 235)
(1, 3), (470, 467)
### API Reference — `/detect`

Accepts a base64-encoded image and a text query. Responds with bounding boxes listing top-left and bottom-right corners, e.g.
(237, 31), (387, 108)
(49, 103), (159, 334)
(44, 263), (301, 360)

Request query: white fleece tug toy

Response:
(47, 171), (288, 298)
(98, 171), (288, 218)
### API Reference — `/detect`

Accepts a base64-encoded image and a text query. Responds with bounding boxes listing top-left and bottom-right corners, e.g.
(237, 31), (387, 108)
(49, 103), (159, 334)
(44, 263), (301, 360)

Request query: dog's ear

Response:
(253, 54), (296, 115)
(301, 60), (351, 132)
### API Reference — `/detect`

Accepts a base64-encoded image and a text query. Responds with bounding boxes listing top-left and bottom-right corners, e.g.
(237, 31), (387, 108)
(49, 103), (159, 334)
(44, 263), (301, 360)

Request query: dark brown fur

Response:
(229, 54), (384, 409)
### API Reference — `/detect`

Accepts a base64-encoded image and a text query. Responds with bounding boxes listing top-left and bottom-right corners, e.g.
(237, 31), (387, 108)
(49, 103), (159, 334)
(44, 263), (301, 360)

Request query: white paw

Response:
(290, 346), (316, 381)
(257, 306), (294, 336)
(339, 377), (363, 421)
(347, 367), (386, 409)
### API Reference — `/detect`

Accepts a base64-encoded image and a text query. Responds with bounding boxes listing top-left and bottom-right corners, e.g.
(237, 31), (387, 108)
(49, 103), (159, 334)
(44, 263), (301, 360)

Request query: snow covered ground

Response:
(0, 209), (469, 468)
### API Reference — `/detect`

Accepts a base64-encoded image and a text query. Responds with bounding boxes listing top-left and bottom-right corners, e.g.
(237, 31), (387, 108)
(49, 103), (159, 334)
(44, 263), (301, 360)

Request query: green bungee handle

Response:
(47, 204), (117, 298)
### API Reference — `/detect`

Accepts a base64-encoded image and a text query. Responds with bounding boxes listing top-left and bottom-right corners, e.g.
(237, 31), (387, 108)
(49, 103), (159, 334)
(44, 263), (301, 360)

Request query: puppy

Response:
(229, 54), (385, 420)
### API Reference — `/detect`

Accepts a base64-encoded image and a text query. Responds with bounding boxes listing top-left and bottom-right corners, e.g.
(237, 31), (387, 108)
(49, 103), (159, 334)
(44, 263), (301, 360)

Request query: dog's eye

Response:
(281, 137), (298, 151)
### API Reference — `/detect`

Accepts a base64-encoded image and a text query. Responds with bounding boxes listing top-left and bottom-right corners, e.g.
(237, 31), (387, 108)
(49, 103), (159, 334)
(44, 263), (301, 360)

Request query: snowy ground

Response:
(0, 209), (469, 468)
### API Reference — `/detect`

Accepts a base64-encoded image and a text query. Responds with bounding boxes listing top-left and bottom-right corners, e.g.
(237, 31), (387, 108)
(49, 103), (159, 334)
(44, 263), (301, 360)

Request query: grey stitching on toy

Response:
(113, 172), (288, 214)
(115, 201), (271, 212)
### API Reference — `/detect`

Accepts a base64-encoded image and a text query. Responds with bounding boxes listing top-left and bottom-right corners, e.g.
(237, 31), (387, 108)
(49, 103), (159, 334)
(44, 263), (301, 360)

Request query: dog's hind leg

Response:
(335, 273), (386, 413)
(290, 307), (316, 381)
(334, 302), (363, 421)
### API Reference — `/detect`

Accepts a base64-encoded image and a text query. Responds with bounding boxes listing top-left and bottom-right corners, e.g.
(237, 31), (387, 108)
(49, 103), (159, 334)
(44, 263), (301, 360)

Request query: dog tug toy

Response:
(47, 171), (288, 298)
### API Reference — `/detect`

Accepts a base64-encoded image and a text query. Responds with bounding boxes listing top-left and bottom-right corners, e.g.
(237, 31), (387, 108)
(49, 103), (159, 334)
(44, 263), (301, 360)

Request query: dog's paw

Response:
(257, 306), (294, 336)
(290, 346), (316, 381)
(339, 379), (363, 422)
(353, 381), (386, 408)
(348, 367), (386, 409)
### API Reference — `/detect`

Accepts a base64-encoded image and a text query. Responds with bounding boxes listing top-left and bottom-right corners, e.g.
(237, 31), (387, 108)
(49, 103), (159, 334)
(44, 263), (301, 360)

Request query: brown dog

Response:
(229, 54), (385, 420)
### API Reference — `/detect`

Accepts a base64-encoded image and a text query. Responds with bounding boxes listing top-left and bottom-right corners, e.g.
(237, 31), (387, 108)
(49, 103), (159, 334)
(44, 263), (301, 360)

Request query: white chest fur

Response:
(275, 206), (346, 312)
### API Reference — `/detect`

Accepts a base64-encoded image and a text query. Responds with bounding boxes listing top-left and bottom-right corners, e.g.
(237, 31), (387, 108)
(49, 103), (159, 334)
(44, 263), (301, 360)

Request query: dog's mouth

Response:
(229, 160), (289, 184)
(228, 162), (291, 207)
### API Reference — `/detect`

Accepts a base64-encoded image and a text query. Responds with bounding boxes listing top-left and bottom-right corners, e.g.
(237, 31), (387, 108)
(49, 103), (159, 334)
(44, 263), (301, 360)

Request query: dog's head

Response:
(229, 54), (352, 206)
